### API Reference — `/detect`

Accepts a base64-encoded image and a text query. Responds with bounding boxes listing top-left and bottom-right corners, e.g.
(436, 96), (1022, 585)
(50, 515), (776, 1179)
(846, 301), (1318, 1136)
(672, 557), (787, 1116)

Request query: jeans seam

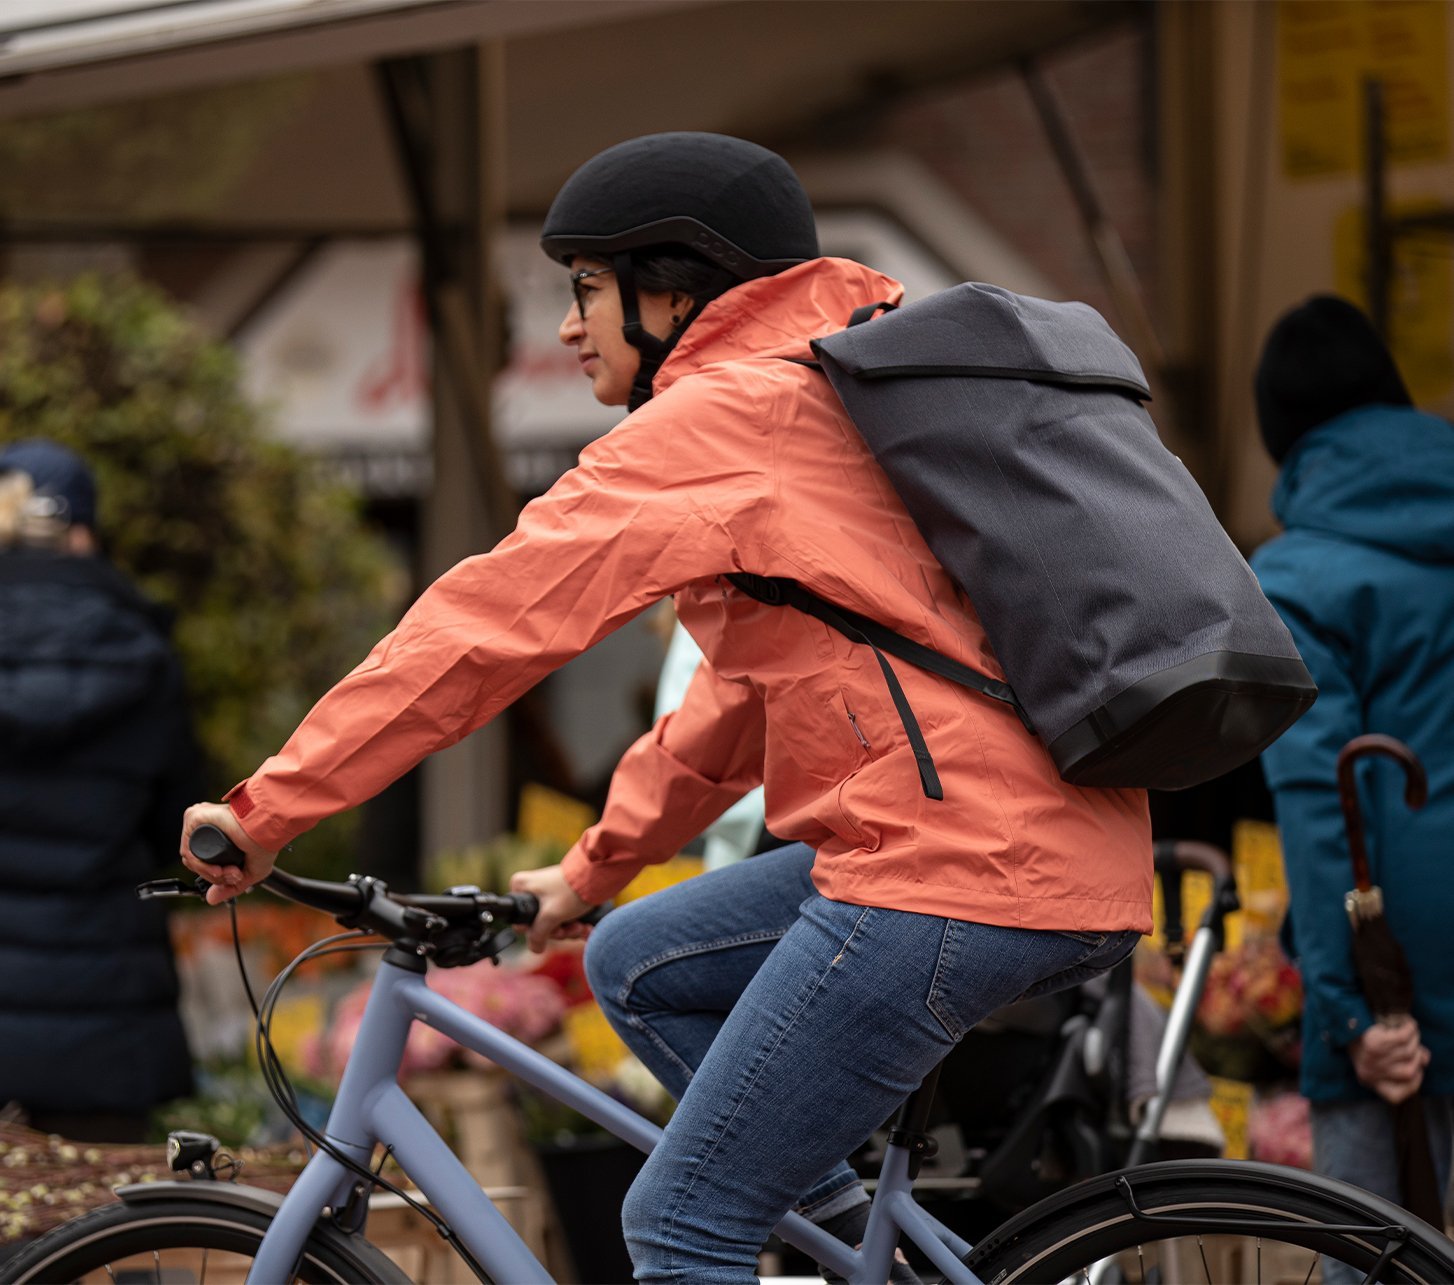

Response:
(796, 1179), (868, 1218)
(613, 930), (789, 1083)
(655, 905), (875, 1263)
(1009, 931), (1137, 1004)
(926, 921), (965, 1040)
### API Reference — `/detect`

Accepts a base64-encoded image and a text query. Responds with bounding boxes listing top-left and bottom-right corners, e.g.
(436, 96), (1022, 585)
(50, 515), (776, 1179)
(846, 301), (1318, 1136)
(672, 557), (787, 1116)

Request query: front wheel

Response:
(964, 1159), (1454, 1283)
(3, 1194), (411, 1284)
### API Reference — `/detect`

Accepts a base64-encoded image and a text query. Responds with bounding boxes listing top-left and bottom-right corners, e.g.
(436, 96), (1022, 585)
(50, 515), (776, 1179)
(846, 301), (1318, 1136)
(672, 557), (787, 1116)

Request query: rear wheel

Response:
(3, 1196), (410, 1283)
(964, 1159), (1454, 1283)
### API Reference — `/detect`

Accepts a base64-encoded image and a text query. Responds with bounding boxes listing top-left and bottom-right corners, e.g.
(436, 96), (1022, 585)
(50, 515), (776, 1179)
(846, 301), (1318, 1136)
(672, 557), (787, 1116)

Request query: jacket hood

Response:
(0, 552), (173, 746)
(654, 257), (904, 393)
(1271, 405), (1454, 561)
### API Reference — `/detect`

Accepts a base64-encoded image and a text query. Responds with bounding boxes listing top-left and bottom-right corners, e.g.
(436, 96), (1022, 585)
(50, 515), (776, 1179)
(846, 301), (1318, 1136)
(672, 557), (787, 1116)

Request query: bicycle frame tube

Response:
(850, 1144), (981, 1285)
(245, 955), (987, 1284)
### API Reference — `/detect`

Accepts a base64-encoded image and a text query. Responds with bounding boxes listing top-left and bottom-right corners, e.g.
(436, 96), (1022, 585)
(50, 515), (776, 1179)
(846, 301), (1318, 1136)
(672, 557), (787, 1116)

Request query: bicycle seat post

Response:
(885, 1058), (944, 1179)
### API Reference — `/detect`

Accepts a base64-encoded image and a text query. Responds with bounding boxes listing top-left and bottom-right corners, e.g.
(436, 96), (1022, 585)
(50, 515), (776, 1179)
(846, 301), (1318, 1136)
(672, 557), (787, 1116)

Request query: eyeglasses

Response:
(569, 266), (614, 319)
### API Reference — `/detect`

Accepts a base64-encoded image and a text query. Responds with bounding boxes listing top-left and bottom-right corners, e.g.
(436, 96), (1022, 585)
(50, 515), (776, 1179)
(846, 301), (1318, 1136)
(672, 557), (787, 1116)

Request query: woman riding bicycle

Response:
(181, 132), (1152, 1284)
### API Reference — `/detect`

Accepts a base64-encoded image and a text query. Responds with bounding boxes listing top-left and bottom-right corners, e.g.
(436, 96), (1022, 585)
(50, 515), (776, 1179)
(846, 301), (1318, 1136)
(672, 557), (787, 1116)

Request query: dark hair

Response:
(632, 248), (731, 299)
(1254, 295), (1413, 463)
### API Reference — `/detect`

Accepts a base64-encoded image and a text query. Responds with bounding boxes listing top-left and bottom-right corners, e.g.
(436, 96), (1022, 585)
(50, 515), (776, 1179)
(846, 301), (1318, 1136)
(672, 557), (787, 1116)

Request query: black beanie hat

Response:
(1254, 295), (1412, 463)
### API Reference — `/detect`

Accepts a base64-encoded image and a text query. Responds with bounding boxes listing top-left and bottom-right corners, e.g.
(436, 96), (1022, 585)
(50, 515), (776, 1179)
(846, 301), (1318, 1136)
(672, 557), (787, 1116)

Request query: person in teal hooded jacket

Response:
(1251, 295), (1454, 1233)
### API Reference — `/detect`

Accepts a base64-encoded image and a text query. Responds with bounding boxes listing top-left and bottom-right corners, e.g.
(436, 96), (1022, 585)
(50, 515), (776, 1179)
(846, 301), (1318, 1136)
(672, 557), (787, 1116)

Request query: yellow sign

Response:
(617, 855), (705, 905)
(516, 783), (598, 850)
(1208, 1076), (1254, 1160)
(563, 1002), (631, 1079)
(1280, 1), (1363, 177)
(1147, 867), (1218, 957)
(1368, 1), (1449, 163)
(1280, 0), (1449, 178)
(1335, 200), (1454, 406)
(1145, 823), (1288, 961)
(1231, 819), (1290, 944)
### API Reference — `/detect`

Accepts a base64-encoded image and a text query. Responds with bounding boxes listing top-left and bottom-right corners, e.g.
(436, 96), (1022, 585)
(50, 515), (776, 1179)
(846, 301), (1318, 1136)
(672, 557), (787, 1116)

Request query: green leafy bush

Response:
(0, 273), (404, 873)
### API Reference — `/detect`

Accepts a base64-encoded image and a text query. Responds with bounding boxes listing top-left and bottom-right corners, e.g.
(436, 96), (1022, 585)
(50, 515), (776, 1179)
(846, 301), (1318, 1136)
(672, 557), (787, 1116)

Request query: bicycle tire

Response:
(964, 1159), (1454, 1284)
(3, 1195), (412, 1284)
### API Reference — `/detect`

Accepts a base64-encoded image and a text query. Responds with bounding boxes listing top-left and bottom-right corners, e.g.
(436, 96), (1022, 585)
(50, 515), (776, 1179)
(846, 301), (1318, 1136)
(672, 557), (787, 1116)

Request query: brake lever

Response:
(137, 877), (207, 900)
(138, 825), (251, 901)
(137, 873), (246, 900)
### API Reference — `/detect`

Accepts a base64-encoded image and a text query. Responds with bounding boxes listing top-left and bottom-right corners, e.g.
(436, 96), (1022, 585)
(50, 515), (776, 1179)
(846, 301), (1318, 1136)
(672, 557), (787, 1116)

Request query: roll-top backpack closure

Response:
(815, 282), (1153, 397)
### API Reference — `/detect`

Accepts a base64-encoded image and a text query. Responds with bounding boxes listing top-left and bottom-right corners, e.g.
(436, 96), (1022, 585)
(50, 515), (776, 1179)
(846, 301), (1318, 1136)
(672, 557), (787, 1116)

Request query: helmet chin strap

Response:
(613, 253), (671, 412)
(614, 252), (735, 411)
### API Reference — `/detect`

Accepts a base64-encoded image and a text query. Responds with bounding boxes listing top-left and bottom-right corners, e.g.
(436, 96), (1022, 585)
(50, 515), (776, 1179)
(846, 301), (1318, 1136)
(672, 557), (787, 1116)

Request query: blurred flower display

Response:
(1247, 1090), (1313, 1169)
(304, 962), (568, 1083)
(171, 902), (355, 980)
(513, 947), (674, 1146)
(1190, 938), (1304, 1083)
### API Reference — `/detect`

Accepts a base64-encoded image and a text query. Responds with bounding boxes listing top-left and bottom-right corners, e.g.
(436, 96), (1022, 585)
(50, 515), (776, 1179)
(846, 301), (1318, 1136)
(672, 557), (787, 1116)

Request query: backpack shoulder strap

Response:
(726, 573), (1034, 801)
(847, 300), (898, 327)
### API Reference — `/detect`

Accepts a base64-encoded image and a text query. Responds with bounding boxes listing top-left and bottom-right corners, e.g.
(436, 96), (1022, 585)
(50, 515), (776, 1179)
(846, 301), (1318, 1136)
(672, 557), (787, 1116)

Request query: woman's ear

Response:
(670, 291), (696, 328)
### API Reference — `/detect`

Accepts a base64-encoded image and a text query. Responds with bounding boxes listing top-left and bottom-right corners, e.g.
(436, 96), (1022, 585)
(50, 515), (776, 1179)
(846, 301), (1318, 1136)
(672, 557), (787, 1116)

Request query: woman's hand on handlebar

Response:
(510, 863), (594, 954)
(179, 803), (277, 906)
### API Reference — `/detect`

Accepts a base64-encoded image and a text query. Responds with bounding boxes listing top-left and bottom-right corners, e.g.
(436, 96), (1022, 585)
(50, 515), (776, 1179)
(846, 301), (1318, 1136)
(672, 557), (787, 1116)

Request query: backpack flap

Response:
(813, 281), (1152, 398)
(811, 283), (1316, 791)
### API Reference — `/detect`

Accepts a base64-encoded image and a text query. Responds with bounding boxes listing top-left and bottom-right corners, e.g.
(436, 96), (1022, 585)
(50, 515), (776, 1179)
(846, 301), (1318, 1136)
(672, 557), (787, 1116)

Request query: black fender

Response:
(109, 1179), (413, 1284)
(115, 1180), (287, 1217)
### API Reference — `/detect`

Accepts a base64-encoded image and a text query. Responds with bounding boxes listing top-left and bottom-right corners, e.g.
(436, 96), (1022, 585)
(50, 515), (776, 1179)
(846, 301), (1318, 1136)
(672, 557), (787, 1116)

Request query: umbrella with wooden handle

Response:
(1337, 732), (1441, 1226)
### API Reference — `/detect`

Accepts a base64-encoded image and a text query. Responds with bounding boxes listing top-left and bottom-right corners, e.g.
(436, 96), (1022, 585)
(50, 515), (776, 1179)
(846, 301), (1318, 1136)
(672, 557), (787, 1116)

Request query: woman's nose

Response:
(559, 304), (584, 345)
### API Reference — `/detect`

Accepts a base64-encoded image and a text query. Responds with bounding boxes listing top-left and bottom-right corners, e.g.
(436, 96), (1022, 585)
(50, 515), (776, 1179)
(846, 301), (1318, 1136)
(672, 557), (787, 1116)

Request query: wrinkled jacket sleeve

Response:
(225, 379), (775, 854)
(562, 658), (766, 902)
(1255, 545), (1375, 1049)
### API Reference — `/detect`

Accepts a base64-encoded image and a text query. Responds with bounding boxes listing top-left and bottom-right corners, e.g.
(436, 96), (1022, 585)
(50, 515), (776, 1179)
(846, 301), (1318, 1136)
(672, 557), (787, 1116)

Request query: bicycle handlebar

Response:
(182, 824), (604, 959)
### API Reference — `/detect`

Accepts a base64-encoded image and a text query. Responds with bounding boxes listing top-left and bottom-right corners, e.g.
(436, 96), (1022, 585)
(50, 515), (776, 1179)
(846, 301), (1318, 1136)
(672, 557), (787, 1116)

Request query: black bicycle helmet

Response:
(541, 132), (820, 408)
(541, 131), (819, 275)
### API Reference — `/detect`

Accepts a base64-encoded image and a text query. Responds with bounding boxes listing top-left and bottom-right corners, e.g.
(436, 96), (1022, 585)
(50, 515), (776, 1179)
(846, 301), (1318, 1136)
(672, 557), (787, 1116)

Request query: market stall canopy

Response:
(0, 1), (709, 117)
(0, 1), (1134, 214)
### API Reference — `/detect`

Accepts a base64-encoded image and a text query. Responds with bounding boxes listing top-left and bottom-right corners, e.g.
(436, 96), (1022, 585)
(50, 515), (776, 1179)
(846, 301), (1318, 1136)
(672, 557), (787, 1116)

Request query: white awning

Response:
(0, 2), (456, 75)
(0, 0), (709, 118)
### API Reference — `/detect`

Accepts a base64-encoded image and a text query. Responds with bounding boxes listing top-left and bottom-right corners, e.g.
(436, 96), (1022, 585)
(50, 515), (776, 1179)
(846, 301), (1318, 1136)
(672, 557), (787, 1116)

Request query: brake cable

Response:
(225, 902), (495, 1282)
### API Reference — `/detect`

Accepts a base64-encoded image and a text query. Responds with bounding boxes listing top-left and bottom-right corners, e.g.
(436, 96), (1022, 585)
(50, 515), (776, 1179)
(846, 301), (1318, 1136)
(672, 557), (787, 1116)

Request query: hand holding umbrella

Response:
(1349, 1019), (1428, 1104)
(1337, 733), (1441, 1226)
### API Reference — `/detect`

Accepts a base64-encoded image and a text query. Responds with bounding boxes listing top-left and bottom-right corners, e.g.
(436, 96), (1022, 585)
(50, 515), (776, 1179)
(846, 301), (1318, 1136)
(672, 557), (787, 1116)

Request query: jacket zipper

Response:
(847, 710), (872, 751)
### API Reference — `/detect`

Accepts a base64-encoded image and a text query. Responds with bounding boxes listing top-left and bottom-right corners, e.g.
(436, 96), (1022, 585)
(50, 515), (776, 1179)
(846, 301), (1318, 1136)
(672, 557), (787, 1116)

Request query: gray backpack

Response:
(730, 283), (1315, 796)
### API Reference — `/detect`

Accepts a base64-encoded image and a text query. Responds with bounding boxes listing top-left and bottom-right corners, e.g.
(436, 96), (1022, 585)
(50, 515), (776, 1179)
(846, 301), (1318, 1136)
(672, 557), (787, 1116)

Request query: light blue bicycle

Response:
(8, 826), (1454, 1284)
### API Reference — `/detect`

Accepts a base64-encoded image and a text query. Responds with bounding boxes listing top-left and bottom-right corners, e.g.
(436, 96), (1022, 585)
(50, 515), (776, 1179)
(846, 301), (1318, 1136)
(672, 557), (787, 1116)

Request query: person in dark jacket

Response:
(0, 439), (195, 1142)
(1251, 297), (1454, 1241)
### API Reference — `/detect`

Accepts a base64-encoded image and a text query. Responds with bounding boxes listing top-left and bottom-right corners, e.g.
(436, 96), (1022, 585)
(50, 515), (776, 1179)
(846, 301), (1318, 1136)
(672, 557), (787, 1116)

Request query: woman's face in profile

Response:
(557, 256), (681, 408)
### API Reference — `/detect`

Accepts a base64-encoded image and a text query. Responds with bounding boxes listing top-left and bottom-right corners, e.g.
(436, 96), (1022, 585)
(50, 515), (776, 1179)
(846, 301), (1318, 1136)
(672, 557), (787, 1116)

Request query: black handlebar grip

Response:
(190, 823), (246, 869)
(506, 892), (609, 928)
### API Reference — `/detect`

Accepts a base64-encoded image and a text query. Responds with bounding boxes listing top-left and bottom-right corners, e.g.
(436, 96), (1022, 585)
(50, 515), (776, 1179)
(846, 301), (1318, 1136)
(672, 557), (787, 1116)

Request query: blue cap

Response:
(0, 439), (97, 529)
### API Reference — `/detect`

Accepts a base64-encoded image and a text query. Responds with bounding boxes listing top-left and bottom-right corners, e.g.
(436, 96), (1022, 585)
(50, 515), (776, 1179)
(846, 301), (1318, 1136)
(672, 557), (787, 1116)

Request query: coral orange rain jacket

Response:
(227, 257), (1152, 932)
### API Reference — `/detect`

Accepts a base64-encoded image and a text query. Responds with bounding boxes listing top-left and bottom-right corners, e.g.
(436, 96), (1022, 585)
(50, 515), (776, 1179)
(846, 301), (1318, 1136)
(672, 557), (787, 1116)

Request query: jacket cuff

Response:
(1321, 998), (1376, 1050)
(560, 842), (651, 907)
(223, 780), (298, 854)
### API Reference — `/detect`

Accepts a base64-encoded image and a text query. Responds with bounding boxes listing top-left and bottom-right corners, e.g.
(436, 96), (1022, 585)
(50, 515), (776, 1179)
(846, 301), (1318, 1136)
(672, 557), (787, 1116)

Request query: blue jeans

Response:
(1310, 1094), (1454, 1285)
(584, 843), (1140, 1283)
